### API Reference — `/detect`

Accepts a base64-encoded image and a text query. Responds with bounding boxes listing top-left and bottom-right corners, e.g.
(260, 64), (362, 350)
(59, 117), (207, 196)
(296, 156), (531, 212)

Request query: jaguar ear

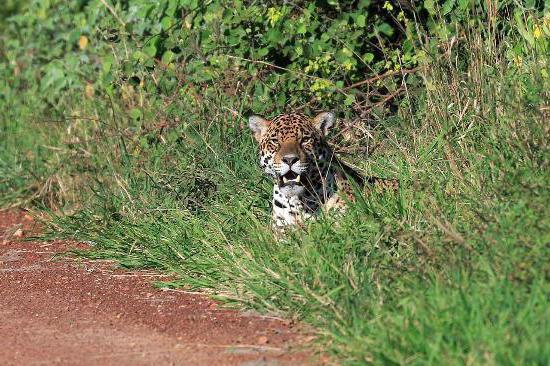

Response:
(248, 115), (270, 142)
(313, 112), (335, 136)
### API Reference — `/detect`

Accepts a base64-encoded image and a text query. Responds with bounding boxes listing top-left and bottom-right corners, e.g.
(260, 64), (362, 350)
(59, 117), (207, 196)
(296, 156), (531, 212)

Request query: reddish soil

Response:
(0, 210), (317, 366)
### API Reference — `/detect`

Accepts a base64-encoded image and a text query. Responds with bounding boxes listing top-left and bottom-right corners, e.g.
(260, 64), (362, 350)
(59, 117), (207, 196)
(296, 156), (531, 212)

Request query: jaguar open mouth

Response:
(277, 171), (302, 187)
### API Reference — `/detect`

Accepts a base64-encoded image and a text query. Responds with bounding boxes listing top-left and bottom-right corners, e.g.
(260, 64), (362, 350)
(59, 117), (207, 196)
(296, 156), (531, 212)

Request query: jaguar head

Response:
(248, 112), (335, 197)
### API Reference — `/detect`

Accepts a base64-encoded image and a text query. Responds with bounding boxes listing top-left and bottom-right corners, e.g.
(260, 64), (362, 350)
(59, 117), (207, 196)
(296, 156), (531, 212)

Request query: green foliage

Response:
(0, 0), (29, 29)
(3, 0), (548, 119)
(3, 0), (548, 126)
(2, 0), (425, 117)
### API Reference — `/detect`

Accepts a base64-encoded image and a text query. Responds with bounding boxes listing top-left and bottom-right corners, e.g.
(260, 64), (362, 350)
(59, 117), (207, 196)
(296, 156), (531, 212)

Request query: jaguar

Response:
(248, 112), (398, 228)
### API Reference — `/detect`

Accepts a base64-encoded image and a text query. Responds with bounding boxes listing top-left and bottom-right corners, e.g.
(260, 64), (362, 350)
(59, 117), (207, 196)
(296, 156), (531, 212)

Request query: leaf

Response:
(355, 14), (366, 27)
(363, 52), (374, 63)
(85, 83), (94, 98)
(102, 55), (113, 73)
(143, 43), (157, 58)
(424, 0), (436, 15)
(344, 94), (355, 106)
(458, 0), (470, 11)
(256, 47), (269, 58)
(78, 35), (88, 50)
(442, 0), (456, 15)
(130, 108), (141, 121)
(161, 16), (172, 30)
(266, 28), (283, 45)
(40, 64), (66, 93)
(377, 22), (394, 36)
(161, 51), (175, 64)
(358, 0), (371, 8)
(514, 11), (535, 46)
(335, 47), (353, 63)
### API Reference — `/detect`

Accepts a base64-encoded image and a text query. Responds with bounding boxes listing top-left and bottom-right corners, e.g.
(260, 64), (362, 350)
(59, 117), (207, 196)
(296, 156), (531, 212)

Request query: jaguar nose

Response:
(282, 154), (299, 166)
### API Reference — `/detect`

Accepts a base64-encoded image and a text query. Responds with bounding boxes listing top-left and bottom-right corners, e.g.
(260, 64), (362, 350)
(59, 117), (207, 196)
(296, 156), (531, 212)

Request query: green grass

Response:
(2, 7), (549, 366)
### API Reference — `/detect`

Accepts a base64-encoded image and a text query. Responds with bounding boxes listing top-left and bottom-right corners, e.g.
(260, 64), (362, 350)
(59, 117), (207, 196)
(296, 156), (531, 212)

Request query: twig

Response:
(293, 96), (318, 112)
(294, 67), (418, 112)
(359, 86), (406, 115)
(224, 55), (350, 97)
(343, 67), (419, 91)
(99, 0), (126, 27)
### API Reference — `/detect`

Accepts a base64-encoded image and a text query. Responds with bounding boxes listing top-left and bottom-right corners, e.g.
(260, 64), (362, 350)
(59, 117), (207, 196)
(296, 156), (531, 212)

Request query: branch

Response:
(99, 0), (126, 27)
(361, 86), (406, 114)
(343, 67), (419, 91)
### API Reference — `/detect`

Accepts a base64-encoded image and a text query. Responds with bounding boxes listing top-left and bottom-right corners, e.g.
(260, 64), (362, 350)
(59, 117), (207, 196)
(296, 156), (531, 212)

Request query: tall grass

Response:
(2, 6), (549, 366)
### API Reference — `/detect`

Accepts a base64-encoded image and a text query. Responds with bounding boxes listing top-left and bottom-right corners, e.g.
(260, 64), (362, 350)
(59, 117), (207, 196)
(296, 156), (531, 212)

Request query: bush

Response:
(1, 0), (424, 115)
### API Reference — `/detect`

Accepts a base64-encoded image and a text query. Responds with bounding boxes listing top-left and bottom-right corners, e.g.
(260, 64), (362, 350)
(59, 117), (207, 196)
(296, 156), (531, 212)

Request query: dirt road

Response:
(0, 210), (314, 365)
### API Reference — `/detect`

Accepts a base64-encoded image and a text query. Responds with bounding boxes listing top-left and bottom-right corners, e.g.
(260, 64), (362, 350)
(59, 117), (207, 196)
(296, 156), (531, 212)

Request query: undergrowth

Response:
(1, 1), (549, 365)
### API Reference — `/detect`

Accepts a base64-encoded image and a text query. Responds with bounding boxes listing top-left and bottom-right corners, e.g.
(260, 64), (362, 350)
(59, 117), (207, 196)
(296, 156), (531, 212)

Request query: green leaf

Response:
(129, 108), (141, 121)
(40, 64), (66, 93)
(102, 55), (113, 73)
(256, 47), (269, 58)
(143, 43), (157, 58)
(335, 47), (353, 63)
(161, 50), (175, 64)
(161, 16), (172, 30)
(266, 28), (283, 45)
(363, 52), (374, 63)
(424, 0), (436, 15)
(514, 11), (535, 46)
(377, 22), (394, 36)
(458, 0), (470, 10)
(355, 14), (366, 27)
(297, 22), (307, 34)
(344, 94), (355, 106)
(442, 0), (456, 15)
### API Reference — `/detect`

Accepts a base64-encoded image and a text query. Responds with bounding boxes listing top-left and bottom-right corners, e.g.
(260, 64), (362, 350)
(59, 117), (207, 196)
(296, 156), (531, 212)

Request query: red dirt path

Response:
(0, 210), (317, 365)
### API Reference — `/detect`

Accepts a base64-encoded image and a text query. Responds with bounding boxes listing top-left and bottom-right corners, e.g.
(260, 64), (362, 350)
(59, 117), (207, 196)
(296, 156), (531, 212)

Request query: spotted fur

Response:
(249, 112), (397, 229)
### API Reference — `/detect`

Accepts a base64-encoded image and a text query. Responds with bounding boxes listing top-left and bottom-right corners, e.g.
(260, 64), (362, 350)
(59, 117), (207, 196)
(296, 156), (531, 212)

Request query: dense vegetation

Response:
(1, 1), (549, 364)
